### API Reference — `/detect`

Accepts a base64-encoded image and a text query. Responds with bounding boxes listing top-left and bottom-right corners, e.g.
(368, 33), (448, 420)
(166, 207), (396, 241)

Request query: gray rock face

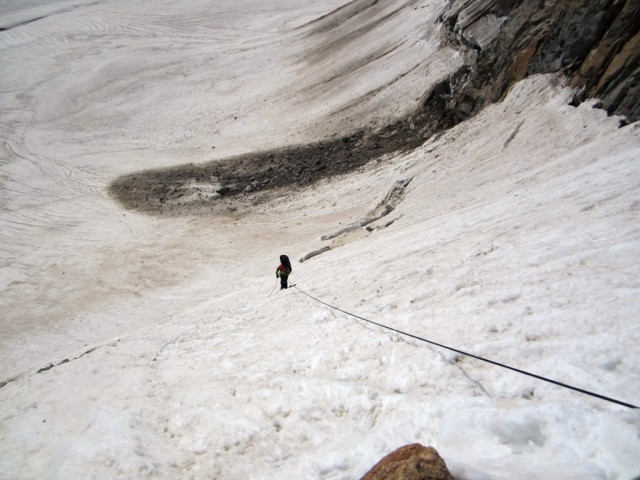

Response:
(435, 0), (640, 123)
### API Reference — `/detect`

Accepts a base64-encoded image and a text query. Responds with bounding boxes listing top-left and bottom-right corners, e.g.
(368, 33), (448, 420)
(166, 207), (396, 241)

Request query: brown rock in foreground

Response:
(361, 444), (454, 480)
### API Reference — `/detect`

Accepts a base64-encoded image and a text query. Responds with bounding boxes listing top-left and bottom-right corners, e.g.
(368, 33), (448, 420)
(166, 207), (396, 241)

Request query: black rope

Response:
(268, 278), (279, 297)
(293, 286), (638, 410)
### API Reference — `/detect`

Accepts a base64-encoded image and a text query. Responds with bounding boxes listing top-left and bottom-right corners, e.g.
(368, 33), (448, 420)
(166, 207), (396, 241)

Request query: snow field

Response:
(1, 0), (639, 479)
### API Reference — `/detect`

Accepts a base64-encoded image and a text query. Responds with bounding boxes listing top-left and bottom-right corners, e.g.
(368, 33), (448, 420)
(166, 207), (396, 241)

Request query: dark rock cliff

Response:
(435, 0), (640, 124)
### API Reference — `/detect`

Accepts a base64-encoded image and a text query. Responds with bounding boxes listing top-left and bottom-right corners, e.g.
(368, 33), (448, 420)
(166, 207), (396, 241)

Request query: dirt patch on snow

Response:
(108, 93), (452, 217)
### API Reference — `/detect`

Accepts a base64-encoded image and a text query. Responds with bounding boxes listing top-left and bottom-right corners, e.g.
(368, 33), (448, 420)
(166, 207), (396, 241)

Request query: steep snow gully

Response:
(1, 0), (640, 479)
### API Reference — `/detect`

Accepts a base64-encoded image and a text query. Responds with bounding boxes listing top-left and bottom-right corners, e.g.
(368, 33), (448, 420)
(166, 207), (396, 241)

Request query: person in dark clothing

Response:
(276, 254), (292, 289)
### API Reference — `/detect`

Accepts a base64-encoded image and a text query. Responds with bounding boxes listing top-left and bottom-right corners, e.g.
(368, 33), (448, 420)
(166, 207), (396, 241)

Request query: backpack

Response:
(280, 254), (292, 274)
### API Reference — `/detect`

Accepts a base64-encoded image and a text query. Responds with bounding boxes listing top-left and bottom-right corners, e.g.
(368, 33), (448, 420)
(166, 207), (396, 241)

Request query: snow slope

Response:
(1, 0), (639, 479)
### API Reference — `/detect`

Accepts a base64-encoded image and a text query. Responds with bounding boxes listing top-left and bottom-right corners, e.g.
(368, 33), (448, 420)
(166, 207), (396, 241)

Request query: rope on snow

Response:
(292, 285), (638, 410)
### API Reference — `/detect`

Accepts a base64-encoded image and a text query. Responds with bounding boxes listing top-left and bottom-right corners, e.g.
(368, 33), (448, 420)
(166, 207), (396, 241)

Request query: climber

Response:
(276, 254), (292, 289)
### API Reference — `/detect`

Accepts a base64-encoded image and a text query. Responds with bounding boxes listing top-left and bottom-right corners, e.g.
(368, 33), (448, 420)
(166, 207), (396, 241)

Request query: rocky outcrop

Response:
(361, 444), (454, 480)
(434, 0), (640, 123)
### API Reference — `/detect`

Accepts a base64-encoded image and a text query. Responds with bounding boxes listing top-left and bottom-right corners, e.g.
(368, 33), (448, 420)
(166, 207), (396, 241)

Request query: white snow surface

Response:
(1, 0), (639, 479)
